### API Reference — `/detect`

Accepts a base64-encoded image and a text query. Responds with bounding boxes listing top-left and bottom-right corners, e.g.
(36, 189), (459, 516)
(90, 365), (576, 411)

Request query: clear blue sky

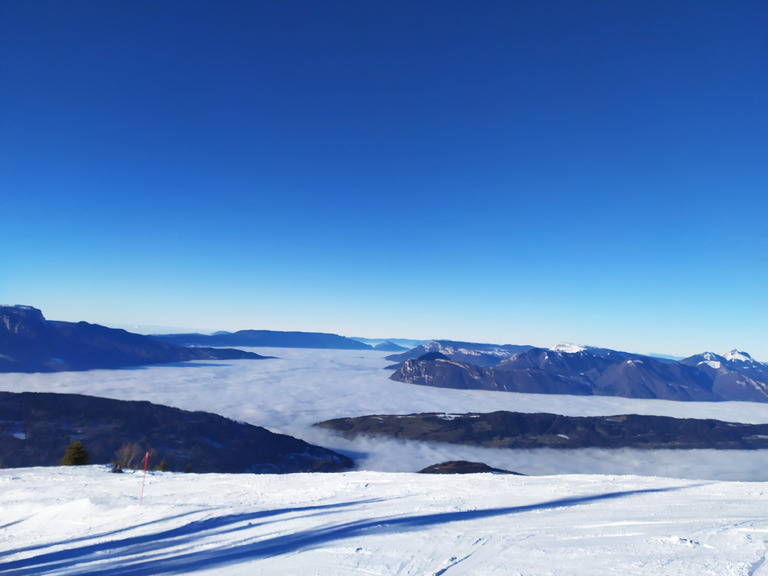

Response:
(2, 1), (766, 359)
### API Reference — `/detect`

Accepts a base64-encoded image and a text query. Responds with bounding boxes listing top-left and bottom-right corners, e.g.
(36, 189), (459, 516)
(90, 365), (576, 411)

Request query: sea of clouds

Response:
(4, 348), (768, 480)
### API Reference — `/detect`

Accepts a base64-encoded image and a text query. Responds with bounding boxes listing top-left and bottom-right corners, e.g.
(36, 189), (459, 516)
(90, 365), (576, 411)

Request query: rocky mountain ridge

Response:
(385, 340), (532, 367)
(389, 343), (768, 403)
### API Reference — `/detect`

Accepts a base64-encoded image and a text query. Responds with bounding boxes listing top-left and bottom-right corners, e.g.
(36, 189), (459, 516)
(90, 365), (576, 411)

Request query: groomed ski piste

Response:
(4, 348), (768, 574)
(3, 467), (768, 575)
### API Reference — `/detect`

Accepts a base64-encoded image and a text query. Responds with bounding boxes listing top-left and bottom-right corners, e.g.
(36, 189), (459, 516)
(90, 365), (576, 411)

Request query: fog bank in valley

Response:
(4, 349), (768, 480)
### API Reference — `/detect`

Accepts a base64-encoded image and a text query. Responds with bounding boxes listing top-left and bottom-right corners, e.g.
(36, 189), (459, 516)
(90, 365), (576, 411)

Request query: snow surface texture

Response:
(2, 467), (768, 575)
(4, 349), (768, 479)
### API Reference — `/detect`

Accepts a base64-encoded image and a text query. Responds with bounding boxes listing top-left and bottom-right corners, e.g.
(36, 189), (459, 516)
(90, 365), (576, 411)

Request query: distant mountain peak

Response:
(724, 350), (755, 363)
(373, 340), (408, 352)
(1, 304), (47, 328)
(550, 343), (589, 354)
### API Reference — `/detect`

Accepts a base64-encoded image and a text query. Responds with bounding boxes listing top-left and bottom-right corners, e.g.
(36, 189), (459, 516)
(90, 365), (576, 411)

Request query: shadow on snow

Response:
(1, 486), (695, 575)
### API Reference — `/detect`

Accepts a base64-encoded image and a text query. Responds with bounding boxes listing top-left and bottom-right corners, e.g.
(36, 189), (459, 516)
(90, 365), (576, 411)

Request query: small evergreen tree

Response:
(60, 440), (89, 466)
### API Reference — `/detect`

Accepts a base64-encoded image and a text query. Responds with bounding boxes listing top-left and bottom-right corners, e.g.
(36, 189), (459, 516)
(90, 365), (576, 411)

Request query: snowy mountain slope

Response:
(385, 340), (531, 367)
(2, 467), (768, 576)
(392, 345), (768, 402)
(5, 349), (768, 480)
(679, 350), (768, 401)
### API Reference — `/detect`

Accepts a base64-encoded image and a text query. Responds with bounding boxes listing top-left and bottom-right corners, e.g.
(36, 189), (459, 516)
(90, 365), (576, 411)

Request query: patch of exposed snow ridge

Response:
(724, 350), (754, 363)
(551, 343), (588, 354)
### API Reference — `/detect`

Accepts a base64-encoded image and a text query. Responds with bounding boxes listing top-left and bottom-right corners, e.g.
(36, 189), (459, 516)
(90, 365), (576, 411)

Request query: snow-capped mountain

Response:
(724, 349), (759, 363)
(550, 342), (589, 353)
(391, 344), (768, 403)
(683, 349), (766, 371)
(678, 350), (768, 402)
(385, 340), (531, 367)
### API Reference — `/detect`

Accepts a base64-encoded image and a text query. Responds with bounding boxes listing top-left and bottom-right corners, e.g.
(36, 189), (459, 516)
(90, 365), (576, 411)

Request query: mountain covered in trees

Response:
(0, 391), (353, 473)
(317, 411), (768, 450)
(388, 343), (768, 403)
(0, 306), (268, 373)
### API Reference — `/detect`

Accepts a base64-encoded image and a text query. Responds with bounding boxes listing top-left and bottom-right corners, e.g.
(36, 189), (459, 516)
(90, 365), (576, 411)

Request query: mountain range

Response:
(385, 340), (533, 367)
(5, 306), (766, 404)
(388, 343), (768, 403)
(152, 330), (373, 350)
(0, 305), (268, 373)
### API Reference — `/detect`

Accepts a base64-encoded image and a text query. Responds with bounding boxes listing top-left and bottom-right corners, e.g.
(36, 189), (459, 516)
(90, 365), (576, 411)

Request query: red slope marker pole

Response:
(140, 451), (149, 505)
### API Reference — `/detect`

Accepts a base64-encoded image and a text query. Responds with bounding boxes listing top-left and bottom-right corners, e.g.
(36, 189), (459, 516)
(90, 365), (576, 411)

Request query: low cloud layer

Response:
(4, 348), (768, 480)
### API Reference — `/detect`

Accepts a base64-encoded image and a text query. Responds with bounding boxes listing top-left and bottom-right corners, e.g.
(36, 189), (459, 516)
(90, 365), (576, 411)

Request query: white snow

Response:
(725, 349), (756, 363)
(5, 348), (768, 574)
(2, 466), (768, 575)
(699, 360), (722, 369)
(551, 343), (587, 353)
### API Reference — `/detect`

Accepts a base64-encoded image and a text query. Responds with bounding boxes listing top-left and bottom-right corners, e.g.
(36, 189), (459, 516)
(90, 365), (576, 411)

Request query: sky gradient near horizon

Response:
(2, 1), (766, 359)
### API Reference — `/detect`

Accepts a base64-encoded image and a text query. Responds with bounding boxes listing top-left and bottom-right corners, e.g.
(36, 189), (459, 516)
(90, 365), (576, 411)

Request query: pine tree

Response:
(60, 440), (89, 466)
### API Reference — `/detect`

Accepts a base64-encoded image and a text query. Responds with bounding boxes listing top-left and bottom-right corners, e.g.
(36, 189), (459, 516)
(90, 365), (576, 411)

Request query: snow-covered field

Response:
(4, 348), (768, 574)
(3, 348), (768, 480)
(2, 467), (768, 575)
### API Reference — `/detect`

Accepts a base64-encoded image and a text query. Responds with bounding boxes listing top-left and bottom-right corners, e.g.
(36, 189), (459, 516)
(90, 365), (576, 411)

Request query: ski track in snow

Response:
(1, 468), (768, 575)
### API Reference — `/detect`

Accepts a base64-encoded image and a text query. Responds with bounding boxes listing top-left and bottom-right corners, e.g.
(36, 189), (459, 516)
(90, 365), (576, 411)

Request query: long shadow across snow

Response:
(0, 485), (695, 575)
(0, 499), (384, 575)
(0, 510), (206, 560)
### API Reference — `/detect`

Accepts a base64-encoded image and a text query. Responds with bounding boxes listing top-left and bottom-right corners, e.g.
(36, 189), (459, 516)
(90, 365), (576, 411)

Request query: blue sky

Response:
(1, 1), (766, 359)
